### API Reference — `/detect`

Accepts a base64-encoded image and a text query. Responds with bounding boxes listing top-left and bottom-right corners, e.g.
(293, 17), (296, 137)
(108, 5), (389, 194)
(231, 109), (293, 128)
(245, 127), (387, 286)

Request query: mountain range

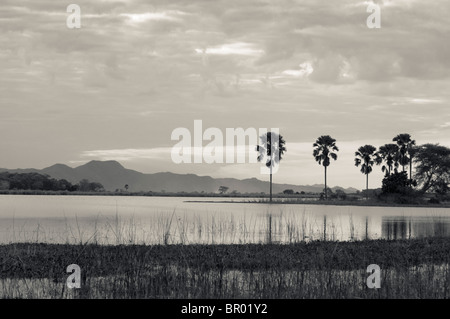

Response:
(0, 160), (359, 194)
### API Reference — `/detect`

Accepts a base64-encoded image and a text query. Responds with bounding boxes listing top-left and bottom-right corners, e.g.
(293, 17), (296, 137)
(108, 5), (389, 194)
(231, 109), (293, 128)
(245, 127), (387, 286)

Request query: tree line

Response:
(0, 172), (104, 192)
(257, 132), (450, 202)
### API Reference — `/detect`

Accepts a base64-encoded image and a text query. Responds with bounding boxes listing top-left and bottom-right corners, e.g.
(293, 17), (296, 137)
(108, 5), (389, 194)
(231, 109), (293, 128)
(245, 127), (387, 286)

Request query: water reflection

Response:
(1, 195), (450, 244)
(382, 216), (450, 240)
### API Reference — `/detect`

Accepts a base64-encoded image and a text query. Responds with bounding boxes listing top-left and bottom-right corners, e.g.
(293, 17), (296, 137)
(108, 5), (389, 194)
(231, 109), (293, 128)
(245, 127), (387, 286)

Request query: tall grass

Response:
(1, 238), (450, 298)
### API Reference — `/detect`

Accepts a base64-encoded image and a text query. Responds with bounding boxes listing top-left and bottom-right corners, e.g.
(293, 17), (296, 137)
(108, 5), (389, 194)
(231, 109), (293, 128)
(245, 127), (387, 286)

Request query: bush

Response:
(381, 172), (409, 195)
(429, 198), (440, 204)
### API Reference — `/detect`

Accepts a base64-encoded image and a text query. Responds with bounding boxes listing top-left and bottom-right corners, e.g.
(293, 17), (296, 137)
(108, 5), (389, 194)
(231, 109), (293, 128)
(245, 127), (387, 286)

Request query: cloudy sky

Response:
(1, 0), (449, 189)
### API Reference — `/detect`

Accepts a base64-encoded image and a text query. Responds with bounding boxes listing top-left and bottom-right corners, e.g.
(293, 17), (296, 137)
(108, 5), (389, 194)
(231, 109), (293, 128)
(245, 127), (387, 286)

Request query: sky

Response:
(1, 0), (449, 189)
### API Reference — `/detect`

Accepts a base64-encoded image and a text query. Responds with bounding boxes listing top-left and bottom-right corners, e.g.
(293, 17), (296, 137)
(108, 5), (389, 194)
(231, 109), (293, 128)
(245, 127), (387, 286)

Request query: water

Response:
(0, 195), (449, 245)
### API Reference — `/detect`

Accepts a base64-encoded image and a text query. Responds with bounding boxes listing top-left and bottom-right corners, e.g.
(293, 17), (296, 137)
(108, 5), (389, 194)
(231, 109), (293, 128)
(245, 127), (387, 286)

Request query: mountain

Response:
(0, 160), (359, 194)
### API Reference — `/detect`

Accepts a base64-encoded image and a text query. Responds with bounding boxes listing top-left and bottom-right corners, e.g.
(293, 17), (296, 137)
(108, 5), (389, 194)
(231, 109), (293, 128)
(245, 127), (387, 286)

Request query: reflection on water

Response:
(1, 195), (450, 244)
(382, 216), (450, 240)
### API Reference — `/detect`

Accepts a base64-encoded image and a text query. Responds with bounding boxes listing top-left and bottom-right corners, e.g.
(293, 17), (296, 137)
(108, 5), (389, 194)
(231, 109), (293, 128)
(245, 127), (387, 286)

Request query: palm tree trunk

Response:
(324, 166), (327, 200)
(409, 157), (413, 186)
(270, 165), (273, 203)
(366, 173), (369, 199)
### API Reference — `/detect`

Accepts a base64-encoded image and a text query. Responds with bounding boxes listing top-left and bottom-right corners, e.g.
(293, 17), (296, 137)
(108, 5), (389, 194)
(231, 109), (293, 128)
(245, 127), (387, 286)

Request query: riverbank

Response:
(1, 190), (449, 208)
(254, 197), (450, 208)
(1, 237), (450, 298)
(187, 198), (450, 208)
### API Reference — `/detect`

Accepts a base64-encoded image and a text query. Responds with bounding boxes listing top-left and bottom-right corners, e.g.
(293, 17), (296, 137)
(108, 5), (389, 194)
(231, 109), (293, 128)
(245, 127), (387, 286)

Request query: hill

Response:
(0, 161), (359, 194)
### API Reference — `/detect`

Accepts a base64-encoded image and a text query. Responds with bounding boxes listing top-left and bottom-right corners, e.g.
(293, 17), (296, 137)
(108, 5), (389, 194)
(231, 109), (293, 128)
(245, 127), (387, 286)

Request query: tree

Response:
(78, 179), (104, 192)
(256, 131), (286, 203)
(393, 133), (416, 179)
(218, 186), (229, 194)
(408, 145), (418, 185)
(413, 144), (450, 194)
(79, 179), (91, 192)
(355, 145), (379, 198)
(89, 182), (104, 192)
(56, 179), (72, 191)
(381, 171), (409, 194)
(335, 189), (347, 200)
(283, 189), (294, 195)
(377, 144), (399, 176)
(312, 135), (339, 200)
(0, 172), (79, 191)
(124, 184), (129, 191)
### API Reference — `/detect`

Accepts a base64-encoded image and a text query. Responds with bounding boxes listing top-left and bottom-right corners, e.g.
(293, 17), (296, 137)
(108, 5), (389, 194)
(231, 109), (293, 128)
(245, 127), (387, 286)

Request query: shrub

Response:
(381, 172), (409, 195)
(429, 198), (440, 204)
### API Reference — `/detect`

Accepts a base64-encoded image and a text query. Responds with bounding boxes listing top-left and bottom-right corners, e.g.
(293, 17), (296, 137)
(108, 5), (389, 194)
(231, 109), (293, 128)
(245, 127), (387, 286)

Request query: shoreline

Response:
(184, 199), (450, 208)
(1, 191), (449, 208)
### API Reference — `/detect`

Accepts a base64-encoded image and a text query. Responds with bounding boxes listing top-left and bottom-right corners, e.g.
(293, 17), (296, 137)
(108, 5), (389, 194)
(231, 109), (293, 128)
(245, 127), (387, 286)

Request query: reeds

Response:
(1, 238), (450, 298)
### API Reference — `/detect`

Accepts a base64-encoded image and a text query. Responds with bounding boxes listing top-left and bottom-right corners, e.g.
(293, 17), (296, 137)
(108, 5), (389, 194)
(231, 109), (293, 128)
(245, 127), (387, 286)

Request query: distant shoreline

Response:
(0, 189), (315, 199)
(183, 199), (450, 208)
(0, 189), (449, 208)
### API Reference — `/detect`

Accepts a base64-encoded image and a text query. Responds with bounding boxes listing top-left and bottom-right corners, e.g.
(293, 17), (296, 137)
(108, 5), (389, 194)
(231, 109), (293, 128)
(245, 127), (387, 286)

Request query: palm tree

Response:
(256, 132), (286, 203)
(355, 145), (379, 198)
(313, 135), (339, 200)
(377, 143), (399, 176)
(408, 145), (418, 185)
(393, 133), (416, 178)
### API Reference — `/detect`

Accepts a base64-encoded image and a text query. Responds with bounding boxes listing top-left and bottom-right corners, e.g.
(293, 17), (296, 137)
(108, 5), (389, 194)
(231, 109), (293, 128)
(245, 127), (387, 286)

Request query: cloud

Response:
(409, 98), (443, 104)
(80, 148), (172, 161)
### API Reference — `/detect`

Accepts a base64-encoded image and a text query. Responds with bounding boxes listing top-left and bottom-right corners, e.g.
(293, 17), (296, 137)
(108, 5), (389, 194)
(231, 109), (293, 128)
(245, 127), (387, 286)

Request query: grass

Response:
(1, 238), (450, 299)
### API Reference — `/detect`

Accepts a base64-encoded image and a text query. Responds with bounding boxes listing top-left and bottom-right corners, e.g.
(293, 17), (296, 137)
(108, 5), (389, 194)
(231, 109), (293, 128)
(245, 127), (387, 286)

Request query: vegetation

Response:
(377, 144), (399, 176)
(0, 173), (104, 192)
(354, 145), (379, 198)
(414, 144), (450, 195)
(312, 135), (339, 200)
(256, 132), (286, 203)
(218, 186), (229, 194)
(381, 172), (410, 195)
(78, 179), (104, 192)
(1, 238), (450, 298)
(393, 133), (416, 178)
(351, 134), (449, 204)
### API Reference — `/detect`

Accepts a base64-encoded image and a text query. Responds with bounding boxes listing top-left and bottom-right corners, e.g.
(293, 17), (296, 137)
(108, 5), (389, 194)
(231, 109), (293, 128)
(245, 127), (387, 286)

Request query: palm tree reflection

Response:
(382, 216), (450, 240)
